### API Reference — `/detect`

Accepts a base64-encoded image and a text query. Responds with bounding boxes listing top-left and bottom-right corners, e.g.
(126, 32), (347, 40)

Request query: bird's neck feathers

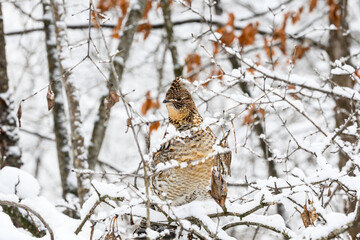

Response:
(169, 107), (203, 131)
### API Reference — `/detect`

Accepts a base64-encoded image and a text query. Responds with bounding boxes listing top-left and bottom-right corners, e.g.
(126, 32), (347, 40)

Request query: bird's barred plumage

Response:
(151, 78), (231, 206)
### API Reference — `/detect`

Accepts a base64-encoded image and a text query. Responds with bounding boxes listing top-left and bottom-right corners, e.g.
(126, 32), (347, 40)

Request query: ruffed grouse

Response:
(151, 78), (231, 207)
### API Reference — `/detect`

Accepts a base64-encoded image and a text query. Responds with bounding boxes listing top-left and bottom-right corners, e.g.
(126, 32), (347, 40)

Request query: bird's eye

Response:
(176, 97), (181, 101)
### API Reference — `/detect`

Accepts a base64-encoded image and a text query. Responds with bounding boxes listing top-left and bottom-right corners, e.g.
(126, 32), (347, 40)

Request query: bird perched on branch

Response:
(151, 78), (231, 208)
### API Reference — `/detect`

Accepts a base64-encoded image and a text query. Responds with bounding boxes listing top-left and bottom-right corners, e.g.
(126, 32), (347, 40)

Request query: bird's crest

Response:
(164, 78), (202, 129)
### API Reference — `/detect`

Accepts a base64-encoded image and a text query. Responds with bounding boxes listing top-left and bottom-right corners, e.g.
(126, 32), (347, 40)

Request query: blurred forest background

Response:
(0, 0), (360, 239)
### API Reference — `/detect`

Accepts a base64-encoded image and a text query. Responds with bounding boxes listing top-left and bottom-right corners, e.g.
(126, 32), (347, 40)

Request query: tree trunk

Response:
(327, 0), (355, 170)
(88, 96), (106, 170)
(0, 3), (22, 168)
(326, 0), (359, 238)
(50, 0), (89, 206)
(160, 0), (183, 77)
(42, 0), (76, 199)
(0, 3), (45, 235)
(88, 0), (147, 170)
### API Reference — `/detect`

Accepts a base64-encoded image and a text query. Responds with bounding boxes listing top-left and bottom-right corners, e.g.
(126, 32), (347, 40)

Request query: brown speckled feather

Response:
(151, 78), (230, 205)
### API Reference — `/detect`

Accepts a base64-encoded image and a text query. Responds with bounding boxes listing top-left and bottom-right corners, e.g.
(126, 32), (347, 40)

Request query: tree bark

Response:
(229, 56), (278, 178)
(108, 0), (147, 93)
(88, 96), (106, 170)
(42, 0), (76, 199)
(326, 1), (359, 238)
(0, 3), (22, 168)
(88, 0), (147, 170)
(160, 0), (183, 77)
(327, 0), (355, 170)
(50, 0), (89, 205)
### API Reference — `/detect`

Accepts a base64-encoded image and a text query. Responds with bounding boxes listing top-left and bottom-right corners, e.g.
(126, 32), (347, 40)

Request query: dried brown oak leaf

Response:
(301, 202), (318, 228)
(104, 91), (120, 121)
(214, 13), (236, 54)
(149, 121), (160, 135)
(185, 53), (202, 82)
(264, 38), (274, 59)
(328, 0), (340, 28)
(287, 84), (299, 100)
(292, 44), (310, 64)
(141, 91), (154, 115)
(209, 168), (228, 211)
(309, 0), (317, 12)
(218, 130), (232, 175)
(273, 12), (291, 55)
(137, 22), (152, 40)
(238, 22), (259, 46)
(291, 6), (304, 24)
(17, 104), (22, 127)
(46, 85), (55, 111)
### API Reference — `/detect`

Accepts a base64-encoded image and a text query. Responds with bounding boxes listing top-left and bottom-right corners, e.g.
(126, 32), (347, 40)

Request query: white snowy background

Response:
(1, 0), (360, 239)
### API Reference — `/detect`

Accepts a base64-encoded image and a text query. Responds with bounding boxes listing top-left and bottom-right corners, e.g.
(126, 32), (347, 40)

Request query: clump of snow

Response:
(331, 64), (355, 75)
(0, 212), (38, 240)
(0, 167), (40, 199)
(231, 68), (241, 78)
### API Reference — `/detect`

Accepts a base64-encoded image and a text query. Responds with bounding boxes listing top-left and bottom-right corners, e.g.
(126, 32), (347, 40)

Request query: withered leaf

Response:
(17, 104), (22, 127)
(111, 17), (124, 39)
(141, 91), (154, 115)
(109, 91), (119, 103)
(309, 206), (319, 223)
(309, 0), (317, 12)
(126, 118), (131, 127)
(301, 203), (311, 228)
(142, 0), (152, 20)
(125, 118), (131, 133)
(292, 44), (310, 64)
(288, 84), (299, 100)
(258, 108), (266, 121)
(327, 187), (332, 197)
(301, 202), (318, 228)
(104, 91), (120, 121)
(137, 22), (152, 40)
(209, 168), (228, 211)
(120, 0), (129, 15)
(219, 130), (232, 175)
(238, 22), (259, 46)
(328, 0), (340, 28)
(214, 13), (236, 55)
(273, 12), (290, 55)
(264, 38), (274, 59)
(46, 85), (55, 111)
(355, 70), (360, 79)
(243, 104), (255, 125)
(149, 121), (160, 134)
(291, 6), (304, 24)
(185, 53), (201, 82)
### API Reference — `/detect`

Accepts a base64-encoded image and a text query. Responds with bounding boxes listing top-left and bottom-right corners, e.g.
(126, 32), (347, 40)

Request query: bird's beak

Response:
(163, 99), (170, 103)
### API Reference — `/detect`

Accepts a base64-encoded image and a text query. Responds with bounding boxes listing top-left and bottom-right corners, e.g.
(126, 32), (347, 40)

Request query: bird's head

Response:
(163, 78), (202, 129)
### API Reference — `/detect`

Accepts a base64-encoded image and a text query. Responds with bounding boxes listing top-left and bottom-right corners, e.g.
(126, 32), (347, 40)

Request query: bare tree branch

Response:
(0, 200), (54, 240)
